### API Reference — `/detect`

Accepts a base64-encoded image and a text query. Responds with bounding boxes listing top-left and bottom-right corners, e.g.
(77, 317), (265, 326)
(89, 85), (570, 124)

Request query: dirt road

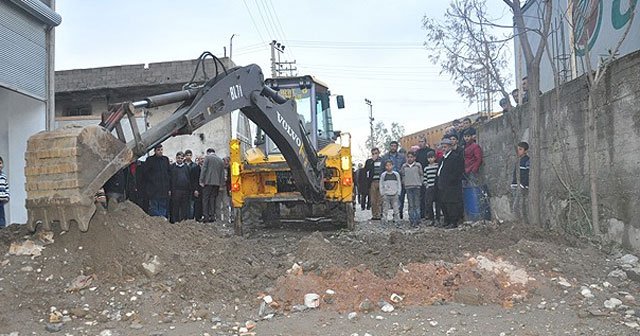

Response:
(0, 202), (638, 335)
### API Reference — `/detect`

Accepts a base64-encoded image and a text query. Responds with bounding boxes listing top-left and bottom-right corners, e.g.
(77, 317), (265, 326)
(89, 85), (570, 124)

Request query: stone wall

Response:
(479, 50), (640, 251)
(55, 58), (237, 158)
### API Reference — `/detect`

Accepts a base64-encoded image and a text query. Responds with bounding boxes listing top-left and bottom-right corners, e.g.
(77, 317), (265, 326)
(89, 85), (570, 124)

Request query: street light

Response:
(364, 98), (374, 149)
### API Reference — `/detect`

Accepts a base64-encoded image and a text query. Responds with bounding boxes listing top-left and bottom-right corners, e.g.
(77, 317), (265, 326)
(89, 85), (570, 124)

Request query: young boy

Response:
(379, 160), (402, 225)
(510, 142), (530, 222)
(423, 152), (440, 225)
(401, 152), (423, 226)
(0, 157), (9, 228)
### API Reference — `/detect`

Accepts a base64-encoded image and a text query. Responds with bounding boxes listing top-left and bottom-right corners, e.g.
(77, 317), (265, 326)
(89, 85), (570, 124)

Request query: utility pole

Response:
(365, 98), (374, 149)
(270, 39), (295, 77)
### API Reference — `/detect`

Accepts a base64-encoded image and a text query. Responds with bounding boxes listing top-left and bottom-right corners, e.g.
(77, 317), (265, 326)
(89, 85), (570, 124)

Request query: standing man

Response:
(199, 148), (225, 223)
(192, 156), (204, 221)
(415, 137), (434, 218)
(460, 118), (477, 148)
(365, 147), (383, 220)
(184, 149), (197, 219)
(169, 151), (193, 223)
(356, 163), (370, 210)
(436, 138), (465, 229)
(382, 141), (406, 219)
(0, 157), (9, 228)
(143, 144), (171, 218)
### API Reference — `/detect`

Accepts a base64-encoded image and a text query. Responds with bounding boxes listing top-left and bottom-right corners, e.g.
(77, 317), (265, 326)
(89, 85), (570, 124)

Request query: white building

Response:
(514, 0), (640, 92)
(0, 0), (61, 225)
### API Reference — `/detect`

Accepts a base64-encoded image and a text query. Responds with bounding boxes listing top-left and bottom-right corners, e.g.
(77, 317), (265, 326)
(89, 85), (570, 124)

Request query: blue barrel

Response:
(463, 185), (491, 221)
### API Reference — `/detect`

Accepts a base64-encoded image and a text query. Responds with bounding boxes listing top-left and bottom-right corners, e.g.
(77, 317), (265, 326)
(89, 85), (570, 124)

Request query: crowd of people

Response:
(355, 117), (529, 229)
(101, 144), (229, 224)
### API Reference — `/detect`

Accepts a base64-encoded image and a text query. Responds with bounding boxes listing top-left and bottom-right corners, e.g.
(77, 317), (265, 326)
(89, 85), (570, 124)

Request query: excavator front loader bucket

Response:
(25, 125), (134, 232)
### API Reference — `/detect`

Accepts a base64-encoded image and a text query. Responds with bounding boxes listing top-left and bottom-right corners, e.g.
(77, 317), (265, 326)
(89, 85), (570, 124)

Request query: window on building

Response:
(63, 105), (92, 116)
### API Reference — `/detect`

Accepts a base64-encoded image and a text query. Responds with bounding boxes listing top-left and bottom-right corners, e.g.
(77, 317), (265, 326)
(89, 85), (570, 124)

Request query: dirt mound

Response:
(271, 254), (532, 313)
(0, 205), (619, 334)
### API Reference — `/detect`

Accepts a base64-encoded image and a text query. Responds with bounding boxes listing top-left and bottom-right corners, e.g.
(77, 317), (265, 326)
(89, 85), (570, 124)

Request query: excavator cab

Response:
(230, 76), (354, 235)
(262, 76), (343, 152)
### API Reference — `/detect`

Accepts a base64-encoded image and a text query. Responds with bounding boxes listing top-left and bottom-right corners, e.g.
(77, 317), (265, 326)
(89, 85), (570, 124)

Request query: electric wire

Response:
(242, 0), (267, 45)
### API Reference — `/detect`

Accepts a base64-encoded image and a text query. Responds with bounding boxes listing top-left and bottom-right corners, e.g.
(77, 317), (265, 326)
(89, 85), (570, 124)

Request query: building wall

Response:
(480, 50), (640, 251)
(55, 58), (236, 160)
(0, 87), (46, 224)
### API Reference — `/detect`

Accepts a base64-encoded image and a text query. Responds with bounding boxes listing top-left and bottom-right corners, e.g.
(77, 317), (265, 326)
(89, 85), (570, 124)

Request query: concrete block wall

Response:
(479, 50), (640, 251)
(56, 58), (236, 92)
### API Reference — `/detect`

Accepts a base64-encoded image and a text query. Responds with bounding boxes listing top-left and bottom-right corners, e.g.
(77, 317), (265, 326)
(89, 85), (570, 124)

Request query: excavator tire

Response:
(331, 202), (356, 231)
(25, 125), (133, 232)
(234, 202), (262, 236)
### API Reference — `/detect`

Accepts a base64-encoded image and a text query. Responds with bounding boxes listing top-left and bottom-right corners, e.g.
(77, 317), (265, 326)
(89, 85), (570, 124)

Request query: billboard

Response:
(514, 0), (639, 92)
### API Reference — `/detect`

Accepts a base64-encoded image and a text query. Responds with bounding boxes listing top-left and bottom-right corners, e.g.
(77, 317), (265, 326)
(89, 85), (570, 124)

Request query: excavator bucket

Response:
(25, 125), (134, 232)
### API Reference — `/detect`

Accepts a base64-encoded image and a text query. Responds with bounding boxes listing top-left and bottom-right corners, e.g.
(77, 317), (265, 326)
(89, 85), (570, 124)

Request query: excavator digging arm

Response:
(25, 63), (325, 232)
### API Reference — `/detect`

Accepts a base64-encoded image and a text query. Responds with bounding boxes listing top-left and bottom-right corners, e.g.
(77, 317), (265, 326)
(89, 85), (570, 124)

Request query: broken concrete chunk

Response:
(604, 298), (622, 310)
(9, 240), (45, 257)
(66, 274), (94, 292)
(619, 254), (639, 265)
(304, 293), (320, 308)
(142, 255), (161, 278)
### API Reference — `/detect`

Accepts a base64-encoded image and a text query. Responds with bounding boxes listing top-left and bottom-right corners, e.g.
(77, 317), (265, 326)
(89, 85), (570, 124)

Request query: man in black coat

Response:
(169, 151), (193, 223)
(143, 144), (171, 218)
(356, 163), (370, 210)
(435, 138), (464, 229)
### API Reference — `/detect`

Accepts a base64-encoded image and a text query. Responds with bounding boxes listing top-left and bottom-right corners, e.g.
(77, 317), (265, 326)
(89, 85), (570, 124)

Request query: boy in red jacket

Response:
(463, 129), (483, 185)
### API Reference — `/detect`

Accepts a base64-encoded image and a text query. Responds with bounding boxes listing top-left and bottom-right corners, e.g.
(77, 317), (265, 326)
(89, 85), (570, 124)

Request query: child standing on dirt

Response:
(0, 156), (9, 228)
(423, 152), (440, 225)
(510, 142), (530, 223)
(401, 152), (423, 227)
(379, 160), (401, 225)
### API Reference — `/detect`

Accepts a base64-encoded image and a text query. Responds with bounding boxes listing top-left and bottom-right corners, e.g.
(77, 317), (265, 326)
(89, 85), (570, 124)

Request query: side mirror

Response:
(336, 95), (345, 109)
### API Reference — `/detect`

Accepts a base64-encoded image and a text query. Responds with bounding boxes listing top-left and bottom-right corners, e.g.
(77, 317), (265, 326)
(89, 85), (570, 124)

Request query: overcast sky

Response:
(55, 0), (514, 159)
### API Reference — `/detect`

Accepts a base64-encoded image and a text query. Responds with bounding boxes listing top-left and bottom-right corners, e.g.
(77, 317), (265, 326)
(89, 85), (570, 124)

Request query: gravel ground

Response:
(0, 203), (639, 335)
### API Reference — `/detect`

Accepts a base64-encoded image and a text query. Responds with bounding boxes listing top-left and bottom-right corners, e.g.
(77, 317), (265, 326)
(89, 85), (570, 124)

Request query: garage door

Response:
(0, 0), (48, 100)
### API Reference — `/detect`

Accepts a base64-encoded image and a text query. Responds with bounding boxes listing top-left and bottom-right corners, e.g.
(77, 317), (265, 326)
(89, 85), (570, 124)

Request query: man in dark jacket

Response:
(192, 156), (204, 221)
(169, 151), (193, 223)
(199, 148), (225, 223)
(184, 149), (197, 219)
(103, 167), (126, 210)
(356, 163), (370, 210)
(143, 144), (171, 218)
(436, 138), (465, 229)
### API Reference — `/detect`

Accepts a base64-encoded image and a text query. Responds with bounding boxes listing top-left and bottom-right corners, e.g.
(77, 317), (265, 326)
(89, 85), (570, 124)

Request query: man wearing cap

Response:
(143, 144), (171, 218)
(436, 138), (465, 229)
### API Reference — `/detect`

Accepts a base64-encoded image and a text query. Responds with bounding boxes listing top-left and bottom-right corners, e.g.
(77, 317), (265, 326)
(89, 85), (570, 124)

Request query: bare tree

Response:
(422, 0), (513, 110)
(501, 0), (553, 227)
(366, 121), (406, 151)
(575, 1), (636, 235)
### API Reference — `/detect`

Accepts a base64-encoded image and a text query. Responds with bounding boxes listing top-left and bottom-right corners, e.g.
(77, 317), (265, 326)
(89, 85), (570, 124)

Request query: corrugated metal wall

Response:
(0, 0), (47, 100)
